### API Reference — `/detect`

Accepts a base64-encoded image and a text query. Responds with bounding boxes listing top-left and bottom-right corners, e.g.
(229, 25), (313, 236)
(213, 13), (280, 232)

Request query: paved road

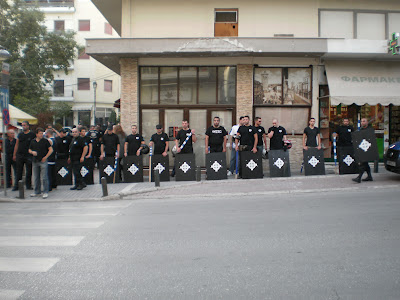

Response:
(0, 188), (399, 299)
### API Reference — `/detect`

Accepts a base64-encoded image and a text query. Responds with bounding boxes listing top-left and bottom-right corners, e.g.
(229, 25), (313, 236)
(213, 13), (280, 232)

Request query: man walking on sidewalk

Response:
(68, 128), (88, 190)
(352, 118), (374, 183)
(29, 128), (53, 199)
(12, 121), (36, 191)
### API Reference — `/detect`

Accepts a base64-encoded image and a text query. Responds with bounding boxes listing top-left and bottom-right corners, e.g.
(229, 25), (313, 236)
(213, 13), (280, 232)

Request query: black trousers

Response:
(5, 156), (16, 188)
(357, 162), (372, 178)
(209, 145), (223, 153)
(71, 160), (84, 188)
(48, 163), (57, 191)
(15, 155), (32, 188)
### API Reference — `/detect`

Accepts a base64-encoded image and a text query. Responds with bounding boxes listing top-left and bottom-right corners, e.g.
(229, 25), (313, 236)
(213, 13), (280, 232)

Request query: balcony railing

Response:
(23, 0), (74, 7)
(46, 87), (74, 100)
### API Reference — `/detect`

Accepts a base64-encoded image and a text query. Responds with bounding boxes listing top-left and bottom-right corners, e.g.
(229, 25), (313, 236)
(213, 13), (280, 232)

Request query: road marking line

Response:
(0, 222), (104, 229)
(0, 289), (25, 300)
(120, 183), (137, 194)
(0, 257), (60, 272)
(0, 236), (85, 247)
(0, 213), (118, 217)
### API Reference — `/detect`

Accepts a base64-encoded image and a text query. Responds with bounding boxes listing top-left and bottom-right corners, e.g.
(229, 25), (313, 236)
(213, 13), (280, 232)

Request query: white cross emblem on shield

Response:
(179, 162), (191, 173)
(359, 139), (371, 152)
(343, 155), (354, 167)
(58, 167), (68, 178)
(128, 164), (139, 175)
(210, 161), (222, 172)
(274, 158), (285, 169)
(308, 156), (320, 168)
(246, 159), (258, 171)
(104, 165), (114, 176)
(80, 166), (89, 177)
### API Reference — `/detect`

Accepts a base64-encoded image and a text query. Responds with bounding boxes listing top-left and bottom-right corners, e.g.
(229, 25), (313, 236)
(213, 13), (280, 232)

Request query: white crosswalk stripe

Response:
(0, 289), (25, 300)
(0, 236), (84, 247)
(0, 200), (132, 298)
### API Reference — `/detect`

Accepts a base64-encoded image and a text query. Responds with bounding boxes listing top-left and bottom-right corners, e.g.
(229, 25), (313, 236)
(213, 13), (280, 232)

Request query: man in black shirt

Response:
(268, 119), (287, 150)
(150, 124), (169, 156)
(12, 121), (36, 191)
(205, 116), (227, 153)
(45, 128), (57, 192)
(303, 118), (321, 150)
(175, 120), (197, 154)
(68, 128), (88, 190)
(124, 125), (145, 157)
(89, 125), (102, 167)
(29, 128), (53, 198)
(5, 129), (17, 188)
(333, 118), (354, 147)
(254, 117), (267, 153)
(235, 116), (257, 153)
(352, 118), (373, 183)
(101, 125), (120, 159)
(55, 129), (72, 160)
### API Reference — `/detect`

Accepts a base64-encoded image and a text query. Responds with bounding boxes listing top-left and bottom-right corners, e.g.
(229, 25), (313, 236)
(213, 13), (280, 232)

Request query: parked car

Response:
(384, 141), (400, 174)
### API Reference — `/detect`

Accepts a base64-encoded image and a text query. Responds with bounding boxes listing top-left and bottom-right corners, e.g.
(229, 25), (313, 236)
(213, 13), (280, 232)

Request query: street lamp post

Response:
(93, 81), (97, 125)
(0, 46), (11, 196)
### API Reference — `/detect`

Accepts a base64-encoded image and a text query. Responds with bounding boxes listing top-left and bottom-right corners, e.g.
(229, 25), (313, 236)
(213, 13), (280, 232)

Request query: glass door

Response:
(189, 110), (207, 167)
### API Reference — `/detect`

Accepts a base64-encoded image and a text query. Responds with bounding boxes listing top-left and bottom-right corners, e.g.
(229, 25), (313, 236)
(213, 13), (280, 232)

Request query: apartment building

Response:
(25, 0), (121, 127)
(87, 0), (400, 167)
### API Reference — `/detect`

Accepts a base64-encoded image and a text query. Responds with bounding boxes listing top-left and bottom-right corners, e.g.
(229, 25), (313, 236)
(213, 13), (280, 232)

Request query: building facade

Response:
(25, 0), (121, 127)
(87, 0), (400, 167)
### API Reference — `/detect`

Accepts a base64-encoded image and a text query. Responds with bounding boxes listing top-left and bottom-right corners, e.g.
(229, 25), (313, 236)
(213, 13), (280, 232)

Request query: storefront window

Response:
(218, 66), (236, 104)
(179, 67), (197, 104)
(160, 67), (178, 104)
(140, 67), (159, 104)
(199, 67), (217, 104)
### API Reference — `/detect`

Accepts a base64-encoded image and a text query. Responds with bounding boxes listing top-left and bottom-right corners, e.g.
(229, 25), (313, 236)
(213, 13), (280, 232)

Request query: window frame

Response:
(77, 78), (90, 91)
(104, 79), (112, 92)
(78, 20), (91, 32)
(54, 20), (65, 32)
(214, 9), (238, 23)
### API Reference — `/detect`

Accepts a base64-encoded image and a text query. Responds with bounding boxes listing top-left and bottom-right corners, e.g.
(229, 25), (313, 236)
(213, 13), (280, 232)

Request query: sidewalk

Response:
(0, 163), (398, 202)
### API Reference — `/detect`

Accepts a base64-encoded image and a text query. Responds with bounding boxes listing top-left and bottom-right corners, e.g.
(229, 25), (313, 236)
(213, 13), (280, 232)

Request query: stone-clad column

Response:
(236, 64), (254, 121)
(120, 58), (139, 133)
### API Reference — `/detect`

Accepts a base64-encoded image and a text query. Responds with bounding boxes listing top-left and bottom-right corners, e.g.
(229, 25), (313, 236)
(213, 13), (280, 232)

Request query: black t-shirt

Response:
(237, 125), (256, 148)
(88, 130), (101, 148)
(150, 132), (169, 155)
(176, 129), (193, 153)
(47, 137), (57, 163)
(16, 131), (36, 156)
(125, 134), (144, 156)
(5, 138), (16, 158)
(29, 138), (51, 163)
(268, 126), (287, 150)
(102, 133), (120, 156)
(55, 136), (72, 157)
(255, 126), (266, 146)
(335, 125), (354, 147)
(304, 126), (320, 147)
(205, 126), (227, 146)
(69, 136), (87, 161)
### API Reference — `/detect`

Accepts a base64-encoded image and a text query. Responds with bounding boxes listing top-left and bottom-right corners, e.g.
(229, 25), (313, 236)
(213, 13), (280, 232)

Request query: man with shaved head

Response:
(267, 119), (287, 150)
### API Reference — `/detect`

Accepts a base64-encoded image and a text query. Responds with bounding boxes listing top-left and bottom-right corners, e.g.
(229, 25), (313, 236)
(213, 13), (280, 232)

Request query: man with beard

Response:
(205, 116), (227, 154)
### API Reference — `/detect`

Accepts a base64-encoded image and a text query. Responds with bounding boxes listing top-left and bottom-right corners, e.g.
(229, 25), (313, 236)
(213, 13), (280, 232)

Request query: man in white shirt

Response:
(228, 116), (244, 176)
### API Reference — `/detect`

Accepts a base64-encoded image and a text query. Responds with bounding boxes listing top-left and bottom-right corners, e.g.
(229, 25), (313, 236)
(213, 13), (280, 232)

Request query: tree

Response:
(0, 0), (81, 116)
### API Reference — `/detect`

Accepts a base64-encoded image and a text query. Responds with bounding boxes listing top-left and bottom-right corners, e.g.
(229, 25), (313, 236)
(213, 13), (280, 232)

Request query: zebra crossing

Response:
(0, 200), (133, 299)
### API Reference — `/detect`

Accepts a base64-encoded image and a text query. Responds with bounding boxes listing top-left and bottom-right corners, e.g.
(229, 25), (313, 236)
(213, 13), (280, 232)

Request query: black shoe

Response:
(362, 177), (373, 182)
(352, 177), (361, 183)
(11, 186), (18, 191)
(26, 186), (33, 190)
(76, 185), (85, 190)
(70, 186), (78, 190)
(82, 182), (87, 188)
(171, 172), (175, 177)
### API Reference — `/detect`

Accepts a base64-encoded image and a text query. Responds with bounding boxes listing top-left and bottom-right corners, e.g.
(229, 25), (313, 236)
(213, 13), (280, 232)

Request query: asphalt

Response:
(0, 163), (398, 203)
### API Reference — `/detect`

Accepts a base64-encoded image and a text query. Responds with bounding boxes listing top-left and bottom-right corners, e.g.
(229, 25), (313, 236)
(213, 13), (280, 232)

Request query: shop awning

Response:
(325, 61), (400, 106)
(72, 104), (93, 111)
(0, 104), (38, 125)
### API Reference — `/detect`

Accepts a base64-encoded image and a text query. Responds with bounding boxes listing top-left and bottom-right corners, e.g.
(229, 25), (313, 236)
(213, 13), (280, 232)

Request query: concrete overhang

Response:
(86, 37), (328, 74)
(91, 0), (122, 35)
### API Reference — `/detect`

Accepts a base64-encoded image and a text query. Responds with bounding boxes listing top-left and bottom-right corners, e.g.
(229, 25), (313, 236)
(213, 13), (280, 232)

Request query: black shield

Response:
(151, 155), (170, 182)
(55, 159), (72, 185)
(123, 156), (143, 182)
(206, 152), (227, 180)
(175, 153), (196, 181)
(241, 151), (263, 179)
(338, 146), (358, 174)
(351, 128), (379, 163)
(99, 157), (121, 183)
(81, 157), (94, 185)
(303, 148), (325, 176)
(268, 149), (291, 177)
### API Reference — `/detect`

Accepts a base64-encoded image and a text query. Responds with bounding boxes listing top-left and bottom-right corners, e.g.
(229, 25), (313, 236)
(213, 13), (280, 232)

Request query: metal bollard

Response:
(374, 160), (379, 173)
(154, 170), (160, 187)
(18, 180), (24, 199)
(196, 166), (201, 182)
(101, 177), (108, 197)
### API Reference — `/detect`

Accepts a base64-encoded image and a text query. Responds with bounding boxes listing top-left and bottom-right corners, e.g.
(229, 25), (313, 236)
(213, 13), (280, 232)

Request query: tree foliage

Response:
(0, 0), (81, 116)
